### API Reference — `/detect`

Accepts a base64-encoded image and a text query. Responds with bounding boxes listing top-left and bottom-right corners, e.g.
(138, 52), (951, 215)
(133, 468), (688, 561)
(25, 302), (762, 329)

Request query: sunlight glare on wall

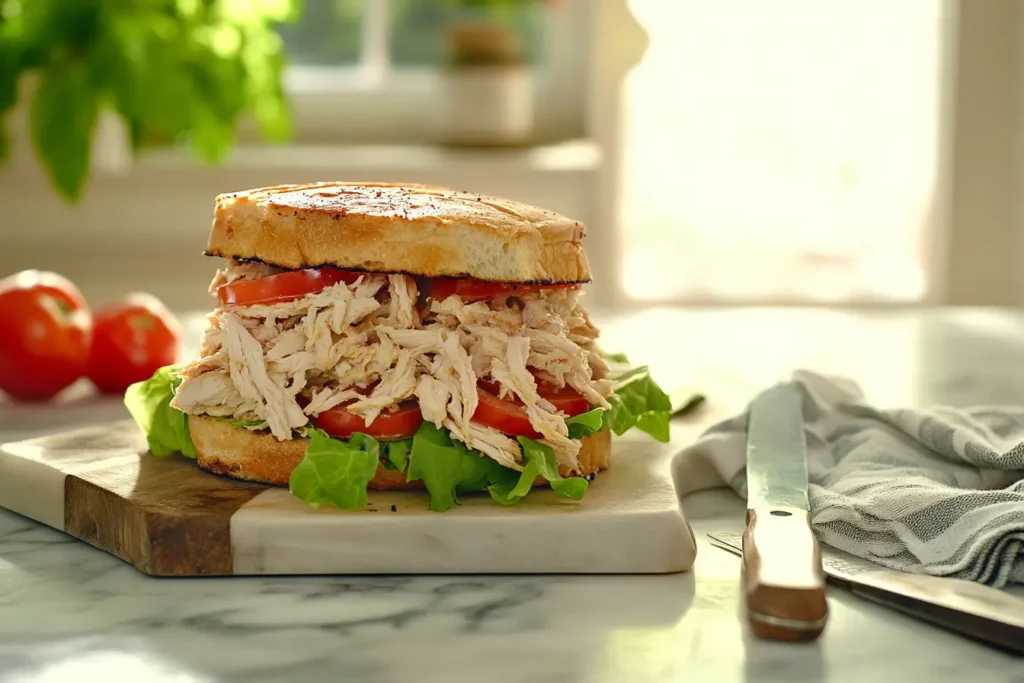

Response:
(620, 0), (944, 303)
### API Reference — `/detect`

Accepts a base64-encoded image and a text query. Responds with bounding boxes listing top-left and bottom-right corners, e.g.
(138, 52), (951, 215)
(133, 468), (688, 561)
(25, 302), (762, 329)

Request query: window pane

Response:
(620, 0), (944, 304)
(389, 0), (546, 67)
(276, 0), (364, 67)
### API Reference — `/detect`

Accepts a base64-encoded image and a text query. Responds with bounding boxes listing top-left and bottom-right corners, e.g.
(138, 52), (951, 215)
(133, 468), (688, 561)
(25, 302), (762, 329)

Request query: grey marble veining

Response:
(0, 505), (695, 682)
(1, 498), (1019, 683)
(2, 308), (1024, 683)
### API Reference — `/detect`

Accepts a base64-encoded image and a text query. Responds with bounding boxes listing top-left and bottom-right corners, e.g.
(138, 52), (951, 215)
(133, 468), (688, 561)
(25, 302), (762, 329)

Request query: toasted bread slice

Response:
(205, 182), (591, 284)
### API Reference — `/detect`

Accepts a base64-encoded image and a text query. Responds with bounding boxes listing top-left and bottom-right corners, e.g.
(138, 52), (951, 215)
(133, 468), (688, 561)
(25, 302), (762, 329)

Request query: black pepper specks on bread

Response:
(205, 182), (592, 283)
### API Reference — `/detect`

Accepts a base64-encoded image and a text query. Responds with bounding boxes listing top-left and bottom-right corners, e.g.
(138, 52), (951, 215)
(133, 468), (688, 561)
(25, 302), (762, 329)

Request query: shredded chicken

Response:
(172, 369), (251, 417)
(305, 387), (363, 415)
(492, 335), (580, 468)
(386, 274), (420, 329)
(416, 375), (450, 425)
(220, 313), (308, 439)
(444, 419), (523, 471)
(345, 349), (420, 425)
(174, 260), (613, 471)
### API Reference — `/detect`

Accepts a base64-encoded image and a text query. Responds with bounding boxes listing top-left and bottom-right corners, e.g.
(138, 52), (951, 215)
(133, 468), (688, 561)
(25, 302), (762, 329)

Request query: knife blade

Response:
(742, 382), (829, 641)
(710, 532), (1024, 655)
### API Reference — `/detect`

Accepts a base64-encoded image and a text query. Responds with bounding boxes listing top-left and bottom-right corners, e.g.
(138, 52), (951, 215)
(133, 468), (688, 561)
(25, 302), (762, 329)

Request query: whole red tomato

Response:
(87, 293), (182, 394)
(0, 270), (93, 401)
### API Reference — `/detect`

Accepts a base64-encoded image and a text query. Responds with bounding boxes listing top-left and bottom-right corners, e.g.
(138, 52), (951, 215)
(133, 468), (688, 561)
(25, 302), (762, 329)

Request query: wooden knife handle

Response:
(742, 507), (829, 641)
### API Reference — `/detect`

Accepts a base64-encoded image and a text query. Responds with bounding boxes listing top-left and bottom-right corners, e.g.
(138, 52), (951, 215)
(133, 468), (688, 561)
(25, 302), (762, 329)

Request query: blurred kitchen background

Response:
(0, 0), (1016, 313)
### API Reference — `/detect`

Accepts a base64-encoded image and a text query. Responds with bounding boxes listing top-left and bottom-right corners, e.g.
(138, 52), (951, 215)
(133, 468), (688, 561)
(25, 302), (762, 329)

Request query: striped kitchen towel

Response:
(681, 370), (1024, 587)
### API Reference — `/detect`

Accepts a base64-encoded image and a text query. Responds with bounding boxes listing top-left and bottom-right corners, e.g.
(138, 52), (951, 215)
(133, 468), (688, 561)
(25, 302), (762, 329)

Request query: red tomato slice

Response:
(312, 402), (424, 441)
(218, 267), (364, 307)
(477, 379), (591, 418)
(540, 386), (591, 417)
(429, 279), (516, 302)
(472, 387), (542, 438)
(429, 278), (581, 303)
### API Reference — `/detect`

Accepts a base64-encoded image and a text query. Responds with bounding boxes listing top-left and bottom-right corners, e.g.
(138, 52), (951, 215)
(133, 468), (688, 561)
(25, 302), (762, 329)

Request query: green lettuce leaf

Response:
(634, 411), (670, 442)
(565, 408), (605, 439)
(605, 365), (673, 443)
(288, 429), (380, 510)
(231, 419), (267, 429)
(124, 365), (197, 459)
(671, 390), (706, 417)
(485, 473), (521, 505)
(406, 422), (515, 511)
(602, 351), (631, 364)
(383, 439), (412, 471)
(508, 437), (588, 502)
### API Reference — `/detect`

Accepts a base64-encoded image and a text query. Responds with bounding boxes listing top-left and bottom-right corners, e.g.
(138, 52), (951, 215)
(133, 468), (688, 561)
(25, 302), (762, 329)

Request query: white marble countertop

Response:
(2, 307), (1023, 682)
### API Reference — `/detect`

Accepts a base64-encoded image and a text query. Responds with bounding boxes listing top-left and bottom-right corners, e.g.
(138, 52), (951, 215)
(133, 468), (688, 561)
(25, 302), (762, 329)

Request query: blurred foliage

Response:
(0, 0), (300, 202)
(0, 0), (549, 203)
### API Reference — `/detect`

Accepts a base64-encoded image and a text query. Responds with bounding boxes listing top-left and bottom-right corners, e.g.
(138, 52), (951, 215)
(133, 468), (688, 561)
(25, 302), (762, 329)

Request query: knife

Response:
(709, 532), (1024, 655)
(742, 382), (829, 641)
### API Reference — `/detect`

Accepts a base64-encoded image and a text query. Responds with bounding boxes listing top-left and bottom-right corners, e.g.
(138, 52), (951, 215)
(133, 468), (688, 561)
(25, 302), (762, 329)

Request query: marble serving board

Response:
(0, 420), (697, 577)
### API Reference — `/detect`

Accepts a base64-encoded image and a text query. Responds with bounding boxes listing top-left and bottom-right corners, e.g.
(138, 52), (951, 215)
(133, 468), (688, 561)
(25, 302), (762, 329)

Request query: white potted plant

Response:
(438, 0), (550, 147)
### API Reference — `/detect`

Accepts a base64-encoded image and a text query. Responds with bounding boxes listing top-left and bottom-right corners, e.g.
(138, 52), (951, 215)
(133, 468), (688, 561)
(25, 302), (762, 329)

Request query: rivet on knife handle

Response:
(743, 506), (829, 641)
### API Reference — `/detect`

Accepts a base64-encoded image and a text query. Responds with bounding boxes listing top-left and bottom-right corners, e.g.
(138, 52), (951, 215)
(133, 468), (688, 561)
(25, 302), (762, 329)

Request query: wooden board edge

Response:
(63, 460), (266, 577)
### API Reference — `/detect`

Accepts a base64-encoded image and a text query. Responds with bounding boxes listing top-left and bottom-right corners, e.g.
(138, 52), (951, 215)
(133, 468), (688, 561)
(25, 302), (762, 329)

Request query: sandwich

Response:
(125, 182), (674, 512)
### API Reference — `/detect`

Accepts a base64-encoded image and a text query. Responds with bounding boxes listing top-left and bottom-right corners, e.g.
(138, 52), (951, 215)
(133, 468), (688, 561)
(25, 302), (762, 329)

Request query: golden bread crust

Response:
(187, 415), (611, 490)
(204, 182), (592, 283)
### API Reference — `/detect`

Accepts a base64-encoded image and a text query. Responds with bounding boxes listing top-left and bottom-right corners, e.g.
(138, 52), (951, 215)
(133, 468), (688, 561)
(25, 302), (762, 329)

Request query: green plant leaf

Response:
(8, 0), (300, 202)
(189, 104), (237, 162)
(0, 38), (18, 162)
(29, 59), (98, 201)
(224, 0), (302, 23)
(238, 24), (292, 141)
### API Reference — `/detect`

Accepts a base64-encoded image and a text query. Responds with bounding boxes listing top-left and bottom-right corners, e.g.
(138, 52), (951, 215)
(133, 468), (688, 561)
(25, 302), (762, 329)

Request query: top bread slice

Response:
(205, 182), (592, 284)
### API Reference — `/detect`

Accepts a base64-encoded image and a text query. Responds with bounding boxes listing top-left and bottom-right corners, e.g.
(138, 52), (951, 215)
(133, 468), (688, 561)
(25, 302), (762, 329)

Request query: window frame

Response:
(272, 0), (591, 145)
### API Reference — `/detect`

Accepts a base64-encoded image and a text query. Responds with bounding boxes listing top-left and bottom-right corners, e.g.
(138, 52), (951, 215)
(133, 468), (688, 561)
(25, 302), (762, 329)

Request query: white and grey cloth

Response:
(682, 370), (1024, 588)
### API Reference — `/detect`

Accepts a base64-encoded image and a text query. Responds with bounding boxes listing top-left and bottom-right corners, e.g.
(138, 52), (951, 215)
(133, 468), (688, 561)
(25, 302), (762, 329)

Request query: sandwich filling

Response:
(126, 259), (678, 512)
(170, 260), (614, 474)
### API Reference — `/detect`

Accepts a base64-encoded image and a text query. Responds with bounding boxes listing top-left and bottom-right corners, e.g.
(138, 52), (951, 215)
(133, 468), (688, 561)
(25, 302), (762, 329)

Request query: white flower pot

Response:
(439, 65), (535, 146)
